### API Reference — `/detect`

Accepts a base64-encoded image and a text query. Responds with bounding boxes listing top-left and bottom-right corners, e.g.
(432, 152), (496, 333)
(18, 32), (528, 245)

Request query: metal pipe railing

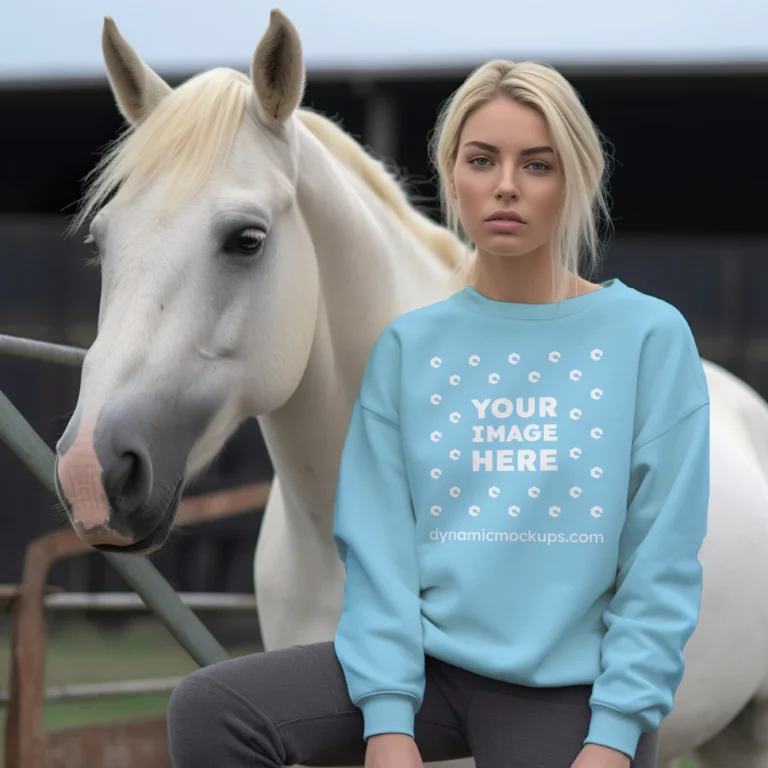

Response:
(44, 591), (257, 611)
(0, 334), (231, 668)
(0, 334), (87, 367)
(0, 676), (184, 707)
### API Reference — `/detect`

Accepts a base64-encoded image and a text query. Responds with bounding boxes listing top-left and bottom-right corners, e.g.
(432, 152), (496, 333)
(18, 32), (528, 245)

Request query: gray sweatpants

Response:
(167, 641), (659, 767)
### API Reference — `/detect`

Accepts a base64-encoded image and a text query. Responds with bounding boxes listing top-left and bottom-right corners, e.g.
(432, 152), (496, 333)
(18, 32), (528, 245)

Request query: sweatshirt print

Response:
(332, 279), (710, 759)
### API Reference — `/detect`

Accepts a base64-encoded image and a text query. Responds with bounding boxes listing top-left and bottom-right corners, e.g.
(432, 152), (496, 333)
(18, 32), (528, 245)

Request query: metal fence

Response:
(0, 333), (272, 766)
(0, 333), (230, 667)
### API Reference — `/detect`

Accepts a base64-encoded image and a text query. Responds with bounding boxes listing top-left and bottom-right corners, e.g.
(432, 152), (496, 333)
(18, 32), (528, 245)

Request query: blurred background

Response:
(0, 0), (766, 761)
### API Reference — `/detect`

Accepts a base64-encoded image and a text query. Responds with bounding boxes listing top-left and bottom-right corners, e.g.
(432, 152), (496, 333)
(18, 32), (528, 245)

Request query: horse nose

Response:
(101, 442), (153, 516)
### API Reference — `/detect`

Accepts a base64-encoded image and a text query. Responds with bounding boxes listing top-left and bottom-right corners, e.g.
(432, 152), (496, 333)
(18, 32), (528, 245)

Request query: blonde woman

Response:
(168, 60), (708, 768)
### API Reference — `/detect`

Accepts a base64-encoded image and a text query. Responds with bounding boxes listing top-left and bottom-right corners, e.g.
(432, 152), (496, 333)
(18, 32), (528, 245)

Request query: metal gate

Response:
(0, 333), (267, 767)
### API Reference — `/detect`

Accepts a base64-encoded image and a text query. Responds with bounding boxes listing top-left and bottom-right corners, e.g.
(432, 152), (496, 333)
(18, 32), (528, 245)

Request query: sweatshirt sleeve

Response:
(332, 326), (425, 740)
(586, 316), (710, 758)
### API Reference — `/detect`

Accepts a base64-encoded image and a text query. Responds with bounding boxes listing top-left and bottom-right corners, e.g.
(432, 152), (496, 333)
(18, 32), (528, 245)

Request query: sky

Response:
(2, 0), (767, 83)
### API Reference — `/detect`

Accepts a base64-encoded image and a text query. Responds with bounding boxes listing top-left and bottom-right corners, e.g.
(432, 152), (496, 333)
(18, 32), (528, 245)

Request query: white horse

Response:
(55, 10), (768, 768)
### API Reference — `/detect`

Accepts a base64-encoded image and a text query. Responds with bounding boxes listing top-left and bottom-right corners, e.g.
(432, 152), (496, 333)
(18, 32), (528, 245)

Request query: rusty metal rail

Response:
(0, 480), (268, 768)
(0, 592), (257, 709)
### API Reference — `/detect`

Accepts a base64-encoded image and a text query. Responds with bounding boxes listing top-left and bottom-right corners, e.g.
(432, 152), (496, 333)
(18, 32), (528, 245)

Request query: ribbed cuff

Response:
(358, 693), (418, 740)
(585, 705), (643, 759)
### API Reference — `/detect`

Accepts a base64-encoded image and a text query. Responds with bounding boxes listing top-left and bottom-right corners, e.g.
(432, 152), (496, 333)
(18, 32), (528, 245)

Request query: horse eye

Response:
(82, 232), (101, 269)
(84, 232), (100, 255)
(228, 228), (265, 256)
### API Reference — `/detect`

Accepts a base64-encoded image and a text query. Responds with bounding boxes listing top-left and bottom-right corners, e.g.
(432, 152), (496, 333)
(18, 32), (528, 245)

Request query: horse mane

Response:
(72, 68), (251, 232)
(73, 66), (464, 271)
(296, 109), (463, 270)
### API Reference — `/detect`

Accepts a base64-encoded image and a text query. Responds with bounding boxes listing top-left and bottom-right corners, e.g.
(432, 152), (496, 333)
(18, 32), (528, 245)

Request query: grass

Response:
(0, 617), (262, 766)
(41, 692), (172, 730)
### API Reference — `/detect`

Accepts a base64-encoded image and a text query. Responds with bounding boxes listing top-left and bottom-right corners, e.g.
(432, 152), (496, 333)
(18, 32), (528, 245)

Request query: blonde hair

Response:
(430, 59), (612, 299)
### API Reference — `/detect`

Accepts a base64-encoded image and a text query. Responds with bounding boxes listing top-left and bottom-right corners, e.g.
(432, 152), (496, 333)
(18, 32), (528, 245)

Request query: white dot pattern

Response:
(425, 346), (607, 521)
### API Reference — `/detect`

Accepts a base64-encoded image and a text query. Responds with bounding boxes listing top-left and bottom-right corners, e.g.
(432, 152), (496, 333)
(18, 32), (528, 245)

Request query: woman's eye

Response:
(228, 228), (266, 256)
(527, 161), (550, 172)
(470, 157), (491, 167)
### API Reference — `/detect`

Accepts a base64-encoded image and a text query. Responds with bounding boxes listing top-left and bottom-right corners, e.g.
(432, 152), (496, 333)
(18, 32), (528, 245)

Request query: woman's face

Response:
(451, 97), (565, 260)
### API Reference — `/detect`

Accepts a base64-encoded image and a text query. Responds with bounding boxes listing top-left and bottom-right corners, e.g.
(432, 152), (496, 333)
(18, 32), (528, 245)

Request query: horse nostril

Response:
(103, 448), (153, 516)
(120, 451), (140, 495)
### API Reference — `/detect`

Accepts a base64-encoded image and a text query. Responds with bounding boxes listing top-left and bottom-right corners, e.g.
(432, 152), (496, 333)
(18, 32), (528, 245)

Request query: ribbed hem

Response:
(358, 693), (418, 740)
(585, 705), (643, 758)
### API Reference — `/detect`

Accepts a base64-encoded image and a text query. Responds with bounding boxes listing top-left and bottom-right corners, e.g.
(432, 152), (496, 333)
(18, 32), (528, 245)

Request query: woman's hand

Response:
(570, 743), (631, 768)
(364, 733), (424, 768)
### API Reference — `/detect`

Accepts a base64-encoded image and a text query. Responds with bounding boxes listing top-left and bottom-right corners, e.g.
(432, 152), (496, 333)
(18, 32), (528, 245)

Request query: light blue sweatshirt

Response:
(332, 279), (710, 759)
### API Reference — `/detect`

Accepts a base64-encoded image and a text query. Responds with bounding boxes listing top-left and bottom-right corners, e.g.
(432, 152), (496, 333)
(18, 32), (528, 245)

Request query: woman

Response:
(167, 59), (709, 768)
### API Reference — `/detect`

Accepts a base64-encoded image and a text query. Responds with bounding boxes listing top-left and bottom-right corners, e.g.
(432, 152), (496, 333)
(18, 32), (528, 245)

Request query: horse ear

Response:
(251, 9), (305, 126)
(102, 17), (172, 125)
